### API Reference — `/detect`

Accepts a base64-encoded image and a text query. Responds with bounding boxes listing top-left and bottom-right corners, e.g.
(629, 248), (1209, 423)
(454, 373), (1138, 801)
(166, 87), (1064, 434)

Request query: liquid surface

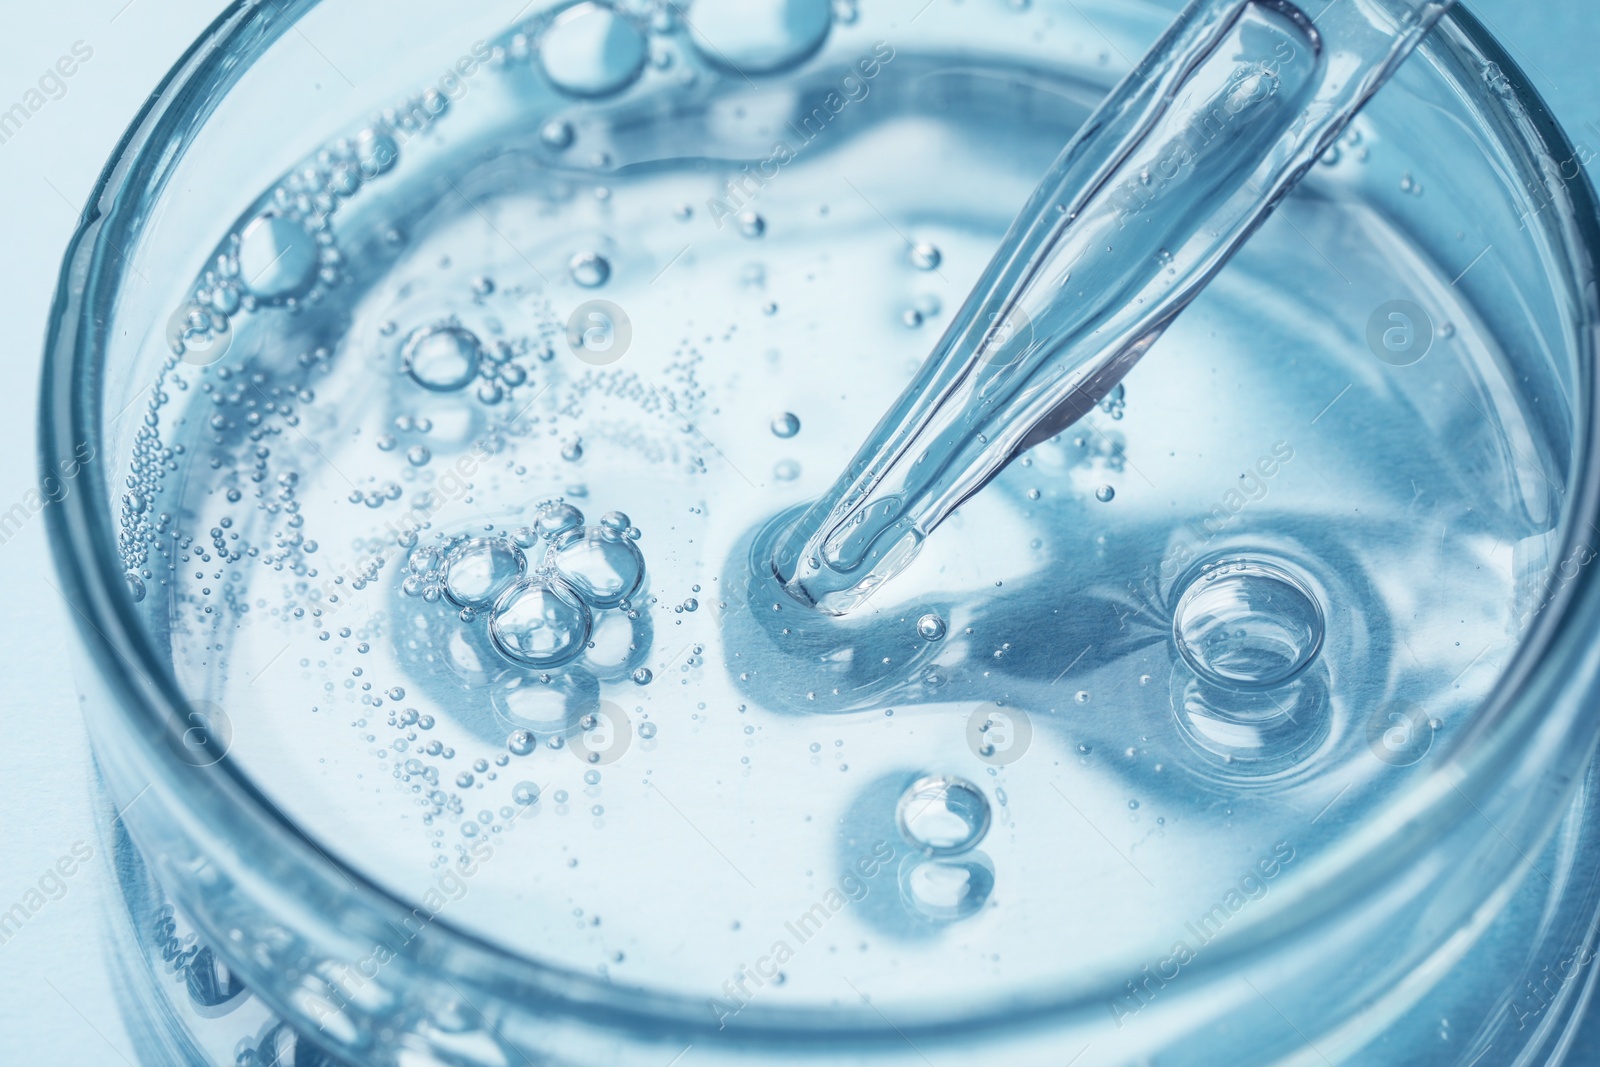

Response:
(769, 0), (1456, 616)
(126, 0), (1555, 1023)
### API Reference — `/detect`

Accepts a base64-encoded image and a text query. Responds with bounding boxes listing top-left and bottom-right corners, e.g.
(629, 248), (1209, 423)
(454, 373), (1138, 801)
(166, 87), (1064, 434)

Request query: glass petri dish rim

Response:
(37, 0), (1600, 1047)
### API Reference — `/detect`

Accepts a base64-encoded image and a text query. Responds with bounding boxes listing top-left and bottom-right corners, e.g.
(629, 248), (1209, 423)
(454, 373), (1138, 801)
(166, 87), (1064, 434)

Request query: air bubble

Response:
(403, 325), (482, 392)
(536, 503), (586, 542)
(238, 214), (319, 302)
(356, 128), (399, 177)
(1095, 485), (1116, 503)
(512, 781), (541, 805)
(896, 775), (991, 856)
(569, 251), (612, 288)
(1173, 559), (1325, 689)
(771, 412), (801, 438)
(489, 578), (593, 669)
(908, 243), (942, 271)
(685, 0), (833, 76)
(739, 212), (767, 239)
(916, 613), (946, 641)
(443, 537), (527, 609)
(537, 1), (648, 98)
(551, 527), (646, 608)
(541, 119), (576, 149)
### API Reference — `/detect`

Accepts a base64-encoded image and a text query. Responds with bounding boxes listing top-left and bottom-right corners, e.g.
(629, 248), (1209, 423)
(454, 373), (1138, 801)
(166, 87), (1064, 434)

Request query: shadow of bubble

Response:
(489, 672), (602, 740)
(832, 771), (944, 943)
(1168, 659), (1335, 788)
(897, 850), (995, 925)
(581, 601), (654, 682)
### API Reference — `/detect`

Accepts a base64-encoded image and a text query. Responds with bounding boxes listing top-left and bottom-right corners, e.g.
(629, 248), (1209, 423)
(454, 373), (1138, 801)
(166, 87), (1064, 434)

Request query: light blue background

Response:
(0, 1), (1596, 1060)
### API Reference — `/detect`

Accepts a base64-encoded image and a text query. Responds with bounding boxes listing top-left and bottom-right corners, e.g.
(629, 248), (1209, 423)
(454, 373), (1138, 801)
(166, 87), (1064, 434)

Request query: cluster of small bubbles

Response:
(908, 242), (942, 271)
(437, 501), (650, 671)
(1097, 382), (1127, 420)
(173, 104), (439, 352)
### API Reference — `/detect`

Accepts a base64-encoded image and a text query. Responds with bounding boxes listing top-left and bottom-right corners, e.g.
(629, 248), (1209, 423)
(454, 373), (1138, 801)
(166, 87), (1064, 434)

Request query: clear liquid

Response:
(129, 1), (1551, 1030)
(770, 0), (1455, 616)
